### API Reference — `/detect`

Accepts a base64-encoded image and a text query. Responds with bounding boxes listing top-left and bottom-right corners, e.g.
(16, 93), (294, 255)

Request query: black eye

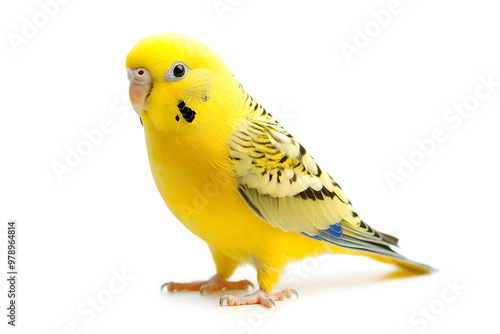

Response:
(173, 64), (185, 77)
(165, 61), (190, 82)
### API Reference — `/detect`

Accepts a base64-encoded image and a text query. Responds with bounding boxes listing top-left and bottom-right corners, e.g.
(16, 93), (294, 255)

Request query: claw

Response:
(200, 284), (211, 296)
(160, 282), (171, 293)
(266, 297), (276, 308)
(219, 295), (230, 307)
(289, 289), (299, 300)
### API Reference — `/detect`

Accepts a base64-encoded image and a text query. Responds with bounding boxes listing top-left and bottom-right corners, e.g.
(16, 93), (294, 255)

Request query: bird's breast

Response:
(142, 115), (255, 248)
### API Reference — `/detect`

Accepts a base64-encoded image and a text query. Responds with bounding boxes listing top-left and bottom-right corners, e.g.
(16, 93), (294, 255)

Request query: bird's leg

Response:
(219, 288), (298, 308)
(161, 274), (253, 295)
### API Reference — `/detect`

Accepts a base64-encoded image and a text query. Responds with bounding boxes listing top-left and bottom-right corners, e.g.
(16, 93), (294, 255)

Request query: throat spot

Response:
(177, 100), (196, 123)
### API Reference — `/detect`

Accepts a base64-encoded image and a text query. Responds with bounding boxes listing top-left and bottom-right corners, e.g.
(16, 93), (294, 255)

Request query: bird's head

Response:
(126, 33), (238, 133)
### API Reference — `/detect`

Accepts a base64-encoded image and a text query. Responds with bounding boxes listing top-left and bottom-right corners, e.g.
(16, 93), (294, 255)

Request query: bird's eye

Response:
(165, 61), (190, 82)
(173, 65), (184, 77)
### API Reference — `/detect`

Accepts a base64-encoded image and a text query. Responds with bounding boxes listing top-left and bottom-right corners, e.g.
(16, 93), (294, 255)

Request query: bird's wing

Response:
(229, 114), (406, 258)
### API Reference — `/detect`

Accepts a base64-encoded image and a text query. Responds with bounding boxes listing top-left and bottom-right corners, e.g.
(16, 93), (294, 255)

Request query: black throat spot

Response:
(177, 100), (196, 123)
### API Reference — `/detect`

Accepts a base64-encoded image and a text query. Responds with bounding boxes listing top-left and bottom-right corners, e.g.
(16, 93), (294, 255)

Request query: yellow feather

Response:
(126, 33), (432, 294)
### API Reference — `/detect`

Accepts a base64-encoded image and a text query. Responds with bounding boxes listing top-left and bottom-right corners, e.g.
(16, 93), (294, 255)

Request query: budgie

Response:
(126, 33), (433, 307)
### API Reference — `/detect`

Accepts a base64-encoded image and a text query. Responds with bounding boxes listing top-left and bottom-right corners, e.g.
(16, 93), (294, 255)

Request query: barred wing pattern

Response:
(228, 114), (426, 264)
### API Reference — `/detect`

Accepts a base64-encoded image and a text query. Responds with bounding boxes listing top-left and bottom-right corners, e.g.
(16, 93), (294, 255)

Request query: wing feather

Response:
(229, 114), (433, 271)
(229, 115), (401, 250)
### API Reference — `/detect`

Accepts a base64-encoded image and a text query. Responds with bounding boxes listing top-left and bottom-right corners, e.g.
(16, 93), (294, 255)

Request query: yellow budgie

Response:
(126, 33), (433, 307)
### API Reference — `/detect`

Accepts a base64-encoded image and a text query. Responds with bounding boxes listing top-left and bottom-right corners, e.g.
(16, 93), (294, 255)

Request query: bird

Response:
(125, 33), (433, 308)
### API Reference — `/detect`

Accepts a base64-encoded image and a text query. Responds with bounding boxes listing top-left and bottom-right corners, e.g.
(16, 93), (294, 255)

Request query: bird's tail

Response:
(330, 242), (434, 272)
(366, 253), (434, 272)
(331, 243), (434, 273)
(318, 221), (435, 273)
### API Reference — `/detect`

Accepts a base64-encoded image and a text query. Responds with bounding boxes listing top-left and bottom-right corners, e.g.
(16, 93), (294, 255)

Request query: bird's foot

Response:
(219, 288), (299, 308)
(161, 274), (254, 295)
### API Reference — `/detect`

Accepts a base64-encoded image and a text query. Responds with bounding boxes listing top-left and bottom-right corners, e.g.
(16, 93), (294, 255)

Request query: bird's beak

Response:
(129, 82), (151, 117)
(127, 68), (152, 117)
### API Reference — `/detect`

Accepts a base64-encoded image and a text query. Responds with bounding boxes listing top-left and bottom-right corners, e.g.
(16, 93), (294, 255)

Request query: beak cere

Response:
(129, 82), (152, 117)
(127, 67), (153, 117)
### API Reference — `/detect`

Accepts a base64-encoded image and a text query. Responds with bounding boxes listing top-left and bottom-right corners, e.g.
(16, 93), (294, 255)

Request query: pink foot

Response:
(161, 274), (253, 295)
(219, 288), (299, 308)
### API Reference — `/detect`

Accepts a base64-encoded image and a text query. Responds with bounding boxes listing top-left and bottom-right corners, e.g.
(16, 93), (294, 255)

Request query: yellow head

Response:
(126, 33), (241, 134)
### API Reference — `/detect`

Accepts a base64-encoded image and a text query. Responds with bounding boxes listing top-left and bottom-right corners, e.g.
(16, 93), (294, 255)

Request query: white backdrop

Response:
(1, 0), (499, 333)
